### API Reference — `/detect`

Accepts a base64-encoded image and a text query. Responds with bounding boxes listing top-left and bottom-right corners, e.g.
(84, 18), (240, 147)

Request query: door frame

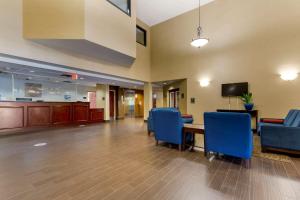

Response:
(168, 88), (180, 109)
(109, 90), (116, 120)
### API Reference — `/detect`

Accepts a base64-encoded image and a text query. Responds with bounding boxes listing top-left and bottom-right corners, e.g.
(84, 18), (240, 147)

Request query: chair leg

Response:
(156, 140), (159, 146)
(244, 159), (251, 169)
(178, 144), (182, 151)
(148, 130), (151, 136)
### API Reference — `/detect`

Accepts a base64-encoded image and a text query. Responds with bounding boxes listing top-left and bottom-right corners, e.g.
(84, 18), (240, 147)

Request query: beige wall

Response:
(117, 88), (126, 119)
(23, 0), (84, 39)
(96, 84), (110, 121)
(0, 0), (151, 82)
(144, 83), (153, 120)
(151, 0), (300, 123)
(85, 0), (136, 58)
(153, 87), (164, 108)
(163, 80), (188, 114)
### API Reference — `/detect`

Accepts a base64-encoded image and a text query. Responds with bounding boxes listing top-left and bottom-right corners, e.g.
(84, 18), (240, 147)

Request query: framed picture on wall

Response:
(25, 83), (42, 97)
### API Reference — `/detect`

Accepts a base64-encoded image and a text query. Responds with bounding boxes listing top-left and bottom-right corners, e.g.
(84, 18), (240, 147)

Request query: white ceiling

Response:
(137, 0), (215, 26)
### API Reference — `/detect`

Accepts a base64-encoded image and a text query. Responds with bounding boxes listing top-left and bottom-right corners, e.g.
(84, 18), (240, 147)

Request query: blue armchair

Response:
(147, 108), (193, 135)
(204, 112), (253, 165)
(152, 108), (186, 150)
(260, 109), (300, 153)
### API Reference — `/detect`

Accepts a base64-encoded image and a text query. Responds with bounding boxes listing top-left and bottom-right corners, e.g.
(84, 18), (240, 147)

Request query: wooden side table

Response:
(183, 124), (206, 155)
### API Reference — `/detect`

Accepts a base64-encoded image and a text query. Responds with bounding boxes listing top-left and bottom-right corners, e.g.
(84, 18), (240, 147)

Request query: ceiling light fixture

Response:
(280, 70), (298, 81)
(191, 0), (209, 48)
(199, 78), (210, 87)
(33, 142), (47, 147)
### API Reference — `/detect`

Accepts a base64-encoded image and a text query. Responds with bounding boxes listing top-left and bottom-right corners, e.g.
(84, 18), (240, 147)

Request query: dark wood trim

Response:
(262, 146), (300, 156)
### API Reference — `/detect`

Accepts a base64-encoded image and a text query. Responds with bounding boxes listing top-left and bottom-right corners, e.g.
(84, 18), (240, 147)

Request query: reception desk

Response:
(0, 101), (104, 134)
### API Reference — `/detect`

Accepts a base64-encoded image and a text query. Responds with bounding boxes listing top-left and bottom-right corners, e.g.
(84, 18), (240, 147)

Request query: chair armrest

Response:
(181, 114), (193, 119)
(260, 118), (284, 124)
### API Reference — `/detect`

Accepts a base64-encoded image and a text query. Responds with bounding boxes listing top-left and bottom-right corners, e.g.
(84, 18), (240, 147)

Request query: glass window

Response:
(136, 25), (147, 46)
(107, 0), (131, 16)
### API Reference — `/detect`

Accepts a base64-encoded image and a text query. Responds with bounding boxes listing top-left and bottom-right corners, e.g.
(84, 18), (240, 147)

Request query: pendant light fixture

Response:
(191, 0), (209, 48)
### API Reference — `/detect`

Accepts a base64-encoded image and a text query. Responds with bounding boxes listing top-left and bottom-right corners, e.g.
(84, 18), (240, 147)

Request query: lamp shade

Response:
(191, 38), (209, 48)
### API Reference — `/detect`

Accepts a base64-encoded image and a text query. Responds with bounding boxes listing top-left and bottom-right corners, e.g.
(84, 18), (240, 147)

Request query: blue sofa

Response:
(151, 108), (191, 150)
(260, 109), (300, 153)
(147, 108), (193, 135)
(204, 112), (253, 165)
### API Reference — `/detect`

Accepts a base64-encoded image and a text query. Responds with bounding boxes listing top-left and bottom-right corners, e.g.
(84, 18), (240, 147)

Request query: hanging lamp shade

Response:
(191, 0), (209, 48)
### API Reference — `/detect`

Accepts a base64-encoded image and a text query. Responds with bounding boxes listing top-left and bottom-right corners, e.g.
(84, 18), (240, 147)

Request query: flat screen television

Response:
(222, 82), (248, 97)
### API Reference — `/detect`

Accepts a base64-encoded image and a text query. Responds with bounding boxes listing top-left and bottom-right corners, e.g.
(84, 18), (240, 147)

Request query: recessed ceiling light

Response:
(30, 70), (35, 73)
(79, 77), (84, 80)
(33, 142), (47, 147)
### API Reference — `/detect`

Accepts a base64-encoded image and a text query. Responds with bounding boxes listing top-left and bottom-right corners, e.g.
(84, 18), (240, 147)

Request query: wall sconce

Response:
(199, 78), (210, 87)
(280, 70), (298, 81)
(153, 94), (157, 99)
(135, 94), (138, 98)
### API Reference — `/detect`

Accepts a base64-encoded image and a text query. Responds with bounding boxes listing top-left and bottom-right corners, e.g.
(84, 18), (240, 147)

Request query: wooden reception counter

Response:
(0, 101), (104, 135)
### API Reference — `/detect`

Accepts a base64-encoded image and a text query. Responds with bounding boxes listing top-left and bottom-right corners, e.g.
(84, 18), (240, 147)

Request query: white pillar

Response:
(96, 84), (110, 121)
(144, 82), (153, 121)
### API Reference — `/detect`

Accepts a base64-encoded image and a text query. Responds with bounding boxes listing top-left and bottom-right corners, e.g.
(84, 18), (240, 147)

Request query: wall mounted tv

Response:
(222, 82), (248, 97)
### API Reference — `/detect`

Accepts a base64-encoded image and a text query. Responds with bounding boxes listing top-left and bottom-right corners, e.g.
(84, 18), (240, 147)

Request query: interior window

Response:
(107, 0), (131, 16)
(136, 26), (147, 46)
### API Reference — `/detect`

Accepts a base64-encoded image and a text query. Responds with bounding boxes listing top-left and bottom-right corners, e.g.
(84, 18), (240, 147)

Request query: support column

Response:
(144, 82), (153, 121)
(96, 84), (110, 121)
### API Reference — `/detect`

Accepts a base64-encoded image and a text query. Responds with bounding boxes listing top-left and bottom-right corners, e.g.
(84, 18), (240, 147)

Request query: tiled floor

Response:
(0, 118), (299, 200)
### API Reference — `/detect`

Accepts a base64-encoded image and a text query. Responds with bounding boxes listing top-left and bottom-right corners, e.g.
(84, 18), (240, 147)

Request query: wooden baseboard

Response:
(263, 146), (300, 156)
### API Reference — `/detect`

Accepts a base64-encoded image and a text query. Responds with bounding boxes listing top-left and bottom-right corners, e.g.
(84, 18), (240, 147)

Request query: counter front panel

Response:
(0, 102), (104, 133)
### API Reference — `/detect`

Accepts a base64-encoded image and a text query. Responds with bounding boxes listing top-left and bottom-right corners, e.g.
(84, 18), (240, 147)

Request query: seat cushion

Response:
(182, 117), (193, 124)
(258, 122), (284, 133)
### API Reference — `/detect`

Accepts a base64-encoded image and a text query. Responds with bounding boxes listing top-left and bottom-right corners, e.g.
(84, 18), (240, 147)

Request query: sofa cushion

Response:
(258, 122), (284, 133)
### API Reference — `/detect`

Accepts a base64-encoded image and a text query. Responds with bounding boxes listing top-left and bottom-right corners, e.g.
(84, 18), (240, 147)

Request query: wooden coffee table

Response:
(183, 124), (206, 154)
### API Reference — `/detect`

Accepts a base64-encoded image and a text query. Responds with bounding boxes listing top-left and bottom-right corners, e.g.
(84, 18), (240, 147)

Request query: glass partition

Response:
(0, 72), (96, 102)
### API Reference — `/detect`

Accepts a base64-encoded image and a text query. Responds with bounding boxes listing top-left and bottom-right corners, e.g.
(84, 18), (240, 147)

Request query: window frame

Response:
(107, 0), (131, 17)
(136, 25), (147, 47)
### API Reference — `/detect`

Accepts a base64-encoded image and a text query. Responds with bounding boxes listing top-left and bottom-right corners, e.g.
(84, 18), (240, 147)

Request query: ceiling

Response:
(0, 54), (144, 90)
(137, 0), (215, 26)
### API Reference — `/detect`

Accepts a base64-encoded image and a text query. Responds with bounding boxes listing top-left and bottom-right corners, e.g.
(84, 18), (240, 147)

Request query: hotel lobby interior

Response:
(0, 0), (300, 199)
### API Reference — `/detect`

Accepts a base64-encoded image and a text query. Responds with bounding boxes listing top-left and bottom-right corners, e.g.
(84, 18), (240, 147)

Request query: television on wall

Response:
(222, 82), (248, 97)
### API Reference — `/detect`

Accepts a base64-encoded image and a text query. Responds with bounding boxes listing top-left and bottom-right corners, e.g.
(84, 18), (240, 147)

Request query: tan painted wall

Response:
(0, 0), (151, 82)
(163, 80), (188, 114)
(23, 0), (84, 39)
(117, 88), (126, 119)
(144, 83), (153, 120)
(151, 0), (300, 123)
(85, 0), (136, 58)
(153, 87), (164, 108)
(96, 84), (110, 120)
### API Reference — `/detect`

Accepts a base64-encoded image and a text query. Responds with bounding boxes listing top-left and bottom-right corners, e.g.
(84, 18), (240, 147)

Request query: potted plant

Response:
(240, 93), (254, 111)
